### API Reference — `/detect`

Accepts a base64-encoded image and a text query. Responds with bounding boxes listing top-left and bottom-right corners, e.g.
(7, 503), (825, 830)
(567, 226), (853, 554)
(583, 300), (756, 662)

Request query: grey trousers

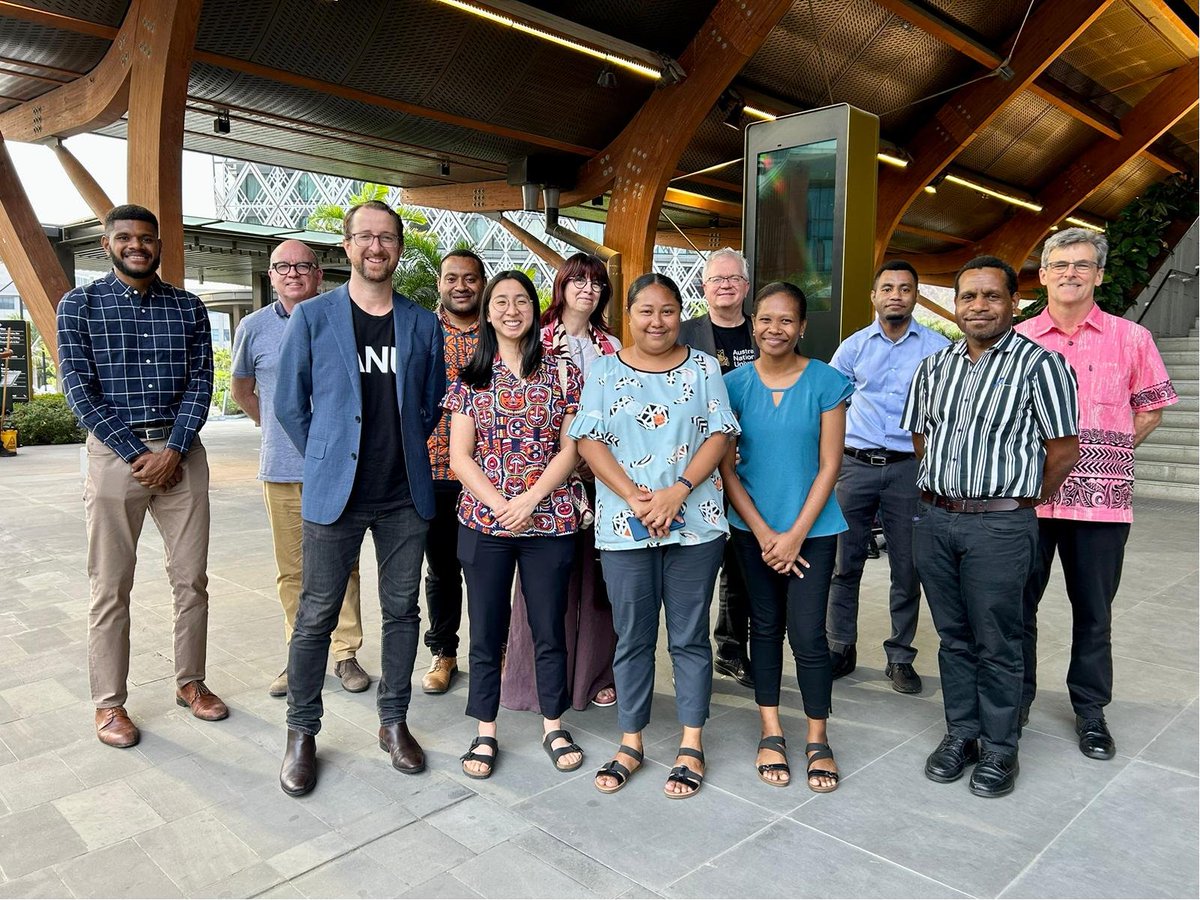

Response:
(827, 454), (922, 663)
(600, 538), (725, 733)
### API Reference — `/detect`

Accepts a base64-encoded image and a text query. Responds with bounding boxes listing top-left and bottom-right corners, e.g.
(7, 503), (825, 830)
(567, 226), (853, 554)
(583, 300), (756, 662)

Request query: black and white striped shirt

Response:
(901, 329), (1078, 499)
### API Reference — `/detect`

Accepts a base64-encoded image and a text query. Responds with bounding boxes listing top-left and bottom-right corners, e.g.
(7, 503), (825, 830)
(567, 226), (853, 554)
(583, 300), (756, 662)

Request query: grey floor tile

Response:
(339, 759), (474, 818)
(426, 793), (532, 854)
(1110, 600), (1199, 673)
(195, 861), (286, 899)
(0, 703), (94, 760)
(361, 820), (474, 885)
(1138, 699), (1199, 776)
(398, 874), (482, 899)
(265, 831), (353, 881)
(286, 762), (394, 831)
(0, 753), (87, 811)
(126, 752), (240, 821)
(0, 803), (88, 879)
(0, 677), (80, 718)
(1000, 761), (1199, 898)
(52, 779), (166, 850)
(214, 784), (334, 858)
(55, 738), (153, 787)
(56, 838), (182, 898)
(291, 847), (408, 898)
(665, 818), (967, 898)
(0, 867), (73, 899)
(133, 809), (260, 892)
(254, 880), (306, 899)
(511, 828), (639, 897)
(451, 841), (603, 898)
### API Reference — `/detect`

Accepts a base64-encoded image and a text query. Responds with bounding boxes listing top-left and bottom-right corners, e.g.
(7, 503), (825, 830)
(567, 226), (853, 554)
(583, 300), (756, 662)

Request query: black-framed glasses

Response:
(1045, 260), (1099, 274)
(349, 231), (401, 248)
(568, 276), (606, 290)
(270, 261), (318, 275)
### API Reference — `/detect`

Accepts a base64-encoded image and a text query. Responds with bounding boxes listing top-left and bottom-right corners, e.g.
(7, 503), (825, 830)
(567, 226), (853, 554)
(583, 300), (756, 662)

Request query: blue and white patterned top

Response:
(57, 272), (213, 462)
(567, 349), (741, 551)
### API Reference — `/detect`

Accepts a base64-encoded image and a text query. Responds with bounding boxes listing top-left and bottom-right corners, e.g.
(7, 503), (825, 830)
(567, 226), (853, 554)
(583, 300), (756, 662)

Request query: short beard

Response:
(353, 258), (395, 284)
(109, 249), (161, 280)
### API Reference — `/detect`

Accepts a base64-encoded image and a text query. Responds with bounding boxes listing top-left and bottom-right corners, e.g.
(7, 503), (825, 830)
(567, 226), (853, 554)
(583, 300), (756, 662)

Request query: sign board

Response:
(0, 319), (32, 417)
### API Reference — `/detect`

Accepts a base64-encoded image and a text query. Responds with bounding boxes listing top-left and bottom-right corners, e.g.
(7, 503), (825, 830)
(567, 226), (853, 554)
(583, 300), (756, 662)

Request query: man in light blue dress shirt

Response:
(826, 261), (950, 693)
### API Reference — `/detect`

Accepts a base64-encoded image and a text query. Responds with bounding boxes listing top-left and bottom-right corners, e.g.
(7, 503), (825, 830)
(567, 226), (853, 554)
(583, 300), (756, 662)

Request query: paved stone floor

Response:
(0, 417), (1196, 899)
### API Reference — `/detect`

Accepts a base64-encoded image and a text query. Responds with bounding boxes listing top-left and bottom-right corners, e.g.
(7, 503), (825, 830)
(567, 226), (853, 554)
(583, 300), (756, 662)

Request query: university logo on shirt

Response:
(359, 346), (397, 374)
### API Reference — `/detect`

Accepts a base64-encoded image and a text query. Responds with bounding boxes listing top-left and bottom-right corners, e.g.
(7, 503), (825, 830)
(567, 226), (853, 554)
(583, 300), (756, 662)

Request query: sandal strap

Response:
(807, 768), (840, 782)
(543, 729), (571, 745)
(758, 736), (787, 753)
(805, 741), (831, 753)
(469, 735), (499, 751)
(595, 759), (630, 785)
(547, 740), (583, 763)
(757, 763), (791, 774)
(676, 747), (705, 764)
(667, 764), (703, 790)
(805, 744), (834, 765)
(461, 751), (494, 765)
(616, 744), (644, 763)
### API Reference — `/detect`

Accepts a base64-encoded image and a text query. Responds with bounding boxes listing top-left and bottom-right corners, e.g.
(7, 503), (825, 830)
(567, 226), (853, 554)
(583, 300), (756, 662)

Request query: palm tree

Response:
(307, 183), (469, 311)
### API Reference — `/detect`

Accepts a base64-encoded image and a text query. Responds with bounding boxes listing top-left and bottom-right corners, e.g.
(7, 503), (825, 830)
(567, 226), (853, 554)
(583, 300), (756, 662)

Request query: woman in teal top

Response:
(721, 281), (853, 794)
(571, 273), (740, 800)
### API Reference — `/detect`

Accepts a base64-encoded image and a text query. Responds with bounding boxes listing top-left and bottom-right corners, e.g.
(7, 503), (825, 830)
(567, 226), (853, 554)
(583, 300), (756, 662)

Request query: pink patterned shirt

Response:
(1015, 304), (1177, 522)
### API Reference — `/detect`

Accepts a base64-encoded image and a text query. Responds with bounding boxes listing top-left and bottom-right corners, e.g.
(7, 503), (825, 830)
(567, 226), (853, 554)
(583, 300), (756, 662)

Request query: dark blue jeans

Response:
(287, 502), (428, 735)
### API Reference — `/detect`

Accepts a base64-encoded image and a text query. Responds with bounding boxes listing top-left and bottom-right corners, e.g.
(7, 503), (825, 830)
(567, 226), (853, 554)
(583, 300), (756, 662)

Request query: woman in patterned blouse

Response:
(445, 270), (587, 779)
(570, 273), (741, 799)
(503, 253), (623, 715)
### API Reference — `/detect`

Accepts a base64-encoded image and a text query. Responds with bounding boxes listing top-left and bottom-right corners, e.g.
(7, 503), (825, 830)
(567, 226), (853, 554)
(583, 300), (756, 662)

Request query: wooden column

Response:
(0, 134), (71, 362)
(50, 138), (114, 221)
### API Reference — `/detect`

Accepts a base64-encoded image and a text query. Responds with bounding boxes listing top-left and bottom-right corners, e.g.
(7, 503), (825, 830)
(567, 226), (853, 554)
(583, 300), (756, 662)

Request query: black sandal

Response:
(460, 735), (498, 780)
(756, 735), (791, 787)
(594, 744), (643, 794)
(664, 747), (705, 799)
(543, 729), (584, 772)
(805, 742), (840, 794)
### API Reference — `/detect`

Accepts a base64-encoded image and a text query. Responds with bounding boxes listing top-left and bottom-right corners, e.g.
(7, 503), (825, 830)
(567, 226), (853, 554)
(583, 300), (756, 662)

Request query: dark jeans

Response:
(713, 537), (752, 664)
(732, 529), (838, 717)
(827, 454), (922, 662)
(913, 502), (1037, 754)
(287, 502), (428, 735)
(458, 526), (575, 722)
(601, 538), (725, 734)
(1022, 518), (1130, 717)
(423, 480), (464, 657)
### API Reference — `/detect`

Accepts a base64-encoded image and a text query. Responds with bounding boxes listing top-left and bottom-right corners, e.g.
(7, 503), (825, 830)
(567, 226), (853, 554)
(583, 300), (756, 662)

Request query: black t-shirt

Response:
(711, 321), (756, 374)
(349, 301), (411, 509)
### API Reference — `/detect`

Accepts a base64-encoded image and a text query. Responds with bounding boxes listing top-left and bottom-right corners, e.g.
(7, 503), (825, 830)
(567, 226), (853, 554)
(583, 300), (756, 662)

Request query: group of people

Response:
(57, 199), (1176, 805)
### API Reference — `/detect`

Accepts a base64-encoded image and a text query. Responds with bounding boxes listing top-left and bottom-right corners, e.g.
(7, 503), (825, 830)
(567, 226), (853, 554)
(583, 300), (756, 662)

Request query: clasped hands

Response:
(130, 448), (183, 490)
(492, 491), (540, 534)
(753, 526), (811, 578)
(626, 481), (689, 539)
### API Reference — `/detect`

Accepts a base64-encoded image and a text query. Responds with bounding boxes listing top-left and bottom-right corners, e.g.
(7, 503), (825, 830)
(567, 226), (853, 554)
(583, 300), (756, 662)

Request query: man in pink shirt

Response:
(1015, 228), (1177, 761)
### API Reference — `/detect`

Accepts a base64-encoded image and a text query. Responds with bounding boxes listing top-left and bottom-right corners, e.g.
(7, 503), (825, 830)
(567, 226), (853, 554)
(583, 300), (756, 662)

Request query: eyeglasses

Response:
(568, 276), (606, 290)
(1045, 260), (1100, 274)
(348, 231), (401, 248)
(270, 261), (318, 275)
(705, 274), (747, 286)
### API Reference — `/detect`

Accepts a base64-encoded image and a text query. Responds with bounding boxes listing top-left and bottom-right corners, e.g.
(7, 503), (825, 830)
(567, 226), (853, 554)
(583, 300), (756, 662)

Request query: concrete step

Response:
(1157, 337), (1198, 353)
(1136, 479), (1200, 503)
(1170, 380), (1197, 399)
(1137, 444), (1199, 464)
(1166, 365), (1200, 380)
(1171, 394), (1199, 412)
(1162, 409), (1199, 429)
(1135, 459), (1199, 485)
(1160, 350), (1197, 366)
(1141, 425), (1200, 447)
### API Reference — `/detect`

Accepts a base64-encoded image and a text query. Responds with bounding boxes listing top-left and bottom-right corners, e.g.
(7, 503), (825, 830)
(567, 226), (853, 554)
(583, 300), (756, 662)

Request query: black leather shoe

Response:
(280, 729), (317, 796)
(924, 734), (979, 783)
(1019, 703), (1031, 728)
(830, 644), (857, 680)
(1075, 715), (1116, 760)
(715, 654), (755, 689)
(885, 662), (922, 694)
(969, 751), (1019, 797)
(379, 722), (426, 774)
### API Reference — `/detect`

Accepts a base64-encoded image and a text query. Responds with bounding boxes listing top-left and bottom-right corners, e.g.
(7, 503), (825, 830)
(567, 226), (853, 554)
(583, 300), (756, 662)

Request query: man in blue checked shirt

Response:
(58, 204), (228, 751)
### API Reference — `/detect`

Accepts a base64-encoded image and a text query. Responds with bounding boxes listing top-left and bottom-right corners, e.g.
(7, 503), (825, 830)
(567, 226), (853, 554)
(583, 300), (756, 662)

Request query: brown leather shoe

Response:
(95, 706), (140, 748)
(176, 680), (229, 721)
(421, 655), (457, 694)
(334, 657), (370, 693)
(280, 729), (317, 796)
(268, 669), (288, 698)
(379, 722), (425, 774)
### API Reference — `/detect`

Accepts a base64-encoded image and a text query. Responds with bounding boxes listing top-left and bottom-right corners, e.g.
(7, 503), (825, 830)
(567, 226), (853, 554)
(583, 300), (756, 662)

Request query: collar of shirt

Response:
(438, 309), (479, 334)
(1023, 302), (1106, 338)
(103, 270), (163, 300)
(867, 317), (922, 344)
(951, 327), (1018, 358)
(273, 300), (290, 319)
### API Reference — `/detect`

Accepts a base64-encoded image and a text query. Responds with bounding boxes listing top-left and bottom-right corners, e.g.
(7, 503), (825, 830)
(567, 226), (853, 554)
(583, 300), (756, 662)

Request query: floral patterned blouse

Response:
(443, 356), (583, 537)
(567, 349), (741, 551)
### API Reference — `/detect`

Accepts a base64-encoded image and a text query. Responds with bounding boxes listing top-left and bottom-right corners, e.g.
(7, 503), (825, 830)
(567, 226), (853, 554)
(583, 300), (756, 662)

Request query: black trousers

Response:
(713, 532), (752, 664)
(423, 480), (464, 656)
(458, 526), (574, 722)
(1021, 518), (1130, 717)
(913, 503), (1037, 754)
(731, 529), (838, 717)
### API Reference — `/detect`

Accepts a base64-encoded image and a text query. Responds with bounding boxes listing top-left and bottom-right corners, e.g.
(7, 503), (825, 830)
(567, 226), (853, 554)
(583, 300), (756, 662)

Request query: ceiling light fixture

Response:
(877, 152), (909, 169)
(432, 0), (664, 80)
(1065, 215), (1105, 232)
(596, 65), (617, 89)
(943, 173), (1043, 212)
(924, 185), (937, 194)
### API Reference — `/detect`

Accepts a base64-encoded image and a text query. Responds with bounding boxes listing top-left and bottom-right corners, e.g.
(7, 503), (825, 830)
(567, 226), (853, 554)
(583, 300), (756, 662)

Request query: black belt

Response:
(919, 490), (1037, 513)
(131, 423), (173, 441)
(844, 447), (915, 466)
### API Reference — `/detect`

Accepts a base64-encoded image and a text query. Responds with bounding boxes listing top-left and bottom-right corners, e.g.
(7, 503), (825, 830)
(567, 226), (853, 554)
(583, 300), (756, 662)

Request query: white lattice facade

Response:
(214, 158), (710, 316)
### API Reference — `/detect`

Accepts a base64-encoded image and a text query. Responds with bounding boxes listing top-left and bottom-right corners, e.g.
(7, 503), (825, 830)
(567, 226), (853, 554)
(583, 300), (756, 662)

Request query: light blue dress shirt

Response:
(829, 319), (950, 452)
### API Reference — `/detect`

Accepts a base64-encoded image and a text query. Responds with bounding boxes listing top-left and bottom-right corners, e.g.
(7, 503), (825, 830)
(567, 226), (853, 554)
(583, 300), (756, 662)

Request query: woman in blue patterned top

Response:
(445, 271), (586, 780)
(720, 282), (853, 793)
(570, 273), (740, 799)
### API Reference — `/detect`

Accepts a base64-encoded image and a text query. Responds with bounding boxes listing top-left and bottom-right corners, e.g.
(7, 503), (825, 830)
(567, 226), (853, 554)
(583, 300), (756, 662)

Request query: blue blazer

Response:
(275, 284), (445, 525)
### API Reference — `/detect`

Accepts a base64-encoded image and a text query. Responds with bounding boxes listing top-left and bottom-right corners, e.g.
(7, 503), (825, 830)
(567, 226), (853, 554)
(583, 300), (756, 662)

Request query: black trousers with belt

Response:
(913, 501), (1038, 754)
(1021, 518), (1130, 718)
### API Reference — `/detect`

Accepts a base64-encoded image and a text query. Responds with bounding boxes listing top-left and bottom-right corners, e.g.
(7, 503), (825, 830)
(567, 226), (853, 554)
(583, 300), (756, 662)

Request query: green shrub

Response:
(9, 393), (87, 445)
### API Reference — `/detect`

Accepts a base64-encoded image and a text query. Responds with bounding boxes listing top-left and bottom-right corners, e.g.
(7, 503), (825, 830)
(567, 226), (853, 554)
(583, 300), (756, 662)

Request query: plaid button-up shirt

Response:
(57, 271), (213, 462)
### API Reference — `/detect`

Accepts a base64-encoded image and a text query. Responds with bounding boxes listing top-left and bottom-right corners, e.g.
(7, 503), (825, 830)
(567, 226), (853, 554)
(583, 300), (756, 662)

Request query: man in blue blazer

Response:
(274, 200), (446, 796)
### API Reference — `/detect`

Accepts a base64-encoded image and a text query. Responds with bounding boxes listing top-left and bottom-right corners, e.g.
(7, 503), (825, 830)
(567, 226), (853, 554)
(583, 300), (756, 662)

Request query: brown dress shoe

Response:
(379, 722), (425, 773)
(95, 707), (140, 748)
(421, 655), (457, 694)
(334, 657), (370, 693)
(268, 669), (288, 698)
(280, 729), (317, 796)
(176, 680), (229, 721)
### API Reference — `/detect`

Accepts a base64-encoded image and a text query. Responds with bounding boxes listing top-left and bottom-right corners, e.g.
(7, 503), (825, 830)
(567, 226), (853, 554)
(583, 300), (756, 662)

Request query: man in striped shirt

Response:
(58, 204), (227, 750)
(901, 256), (1079, 798)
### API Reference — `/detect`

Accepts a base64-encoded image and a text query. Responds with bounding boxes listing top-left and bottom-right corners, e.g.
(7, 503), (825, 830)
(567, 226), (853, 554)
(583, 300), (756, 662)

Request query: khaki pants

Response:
(85, 434), (210, 708)
(263, 481), (362, 661)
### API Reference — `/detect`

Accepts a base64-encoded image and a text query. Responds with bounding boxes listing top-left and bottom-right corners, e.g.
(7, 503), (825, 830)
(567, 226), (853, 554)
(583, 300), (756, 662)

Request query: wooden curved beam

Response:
(873, 0), (1116, 266)
(904, 57), (1200, 276)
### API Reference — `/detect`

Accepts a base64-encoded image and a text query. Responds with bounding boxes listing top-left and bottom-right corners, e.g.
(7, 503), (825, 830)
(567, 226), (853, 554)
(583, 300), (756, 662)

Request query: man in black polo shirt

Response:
(901, 256), (1078, 798)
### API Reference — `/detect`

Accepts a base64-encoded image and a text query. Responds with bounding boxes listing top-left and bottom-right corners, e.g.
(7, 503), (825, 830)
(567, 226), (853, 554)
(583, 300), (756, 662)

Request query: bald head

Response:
(268, 239), (322, 310)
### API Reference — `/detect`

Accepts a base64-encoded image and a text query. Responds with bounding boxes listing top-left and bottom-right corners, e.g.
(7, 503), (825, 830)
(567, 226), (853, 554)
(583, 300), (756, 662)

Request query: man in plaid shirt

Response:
(58, 204), (227, 750)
